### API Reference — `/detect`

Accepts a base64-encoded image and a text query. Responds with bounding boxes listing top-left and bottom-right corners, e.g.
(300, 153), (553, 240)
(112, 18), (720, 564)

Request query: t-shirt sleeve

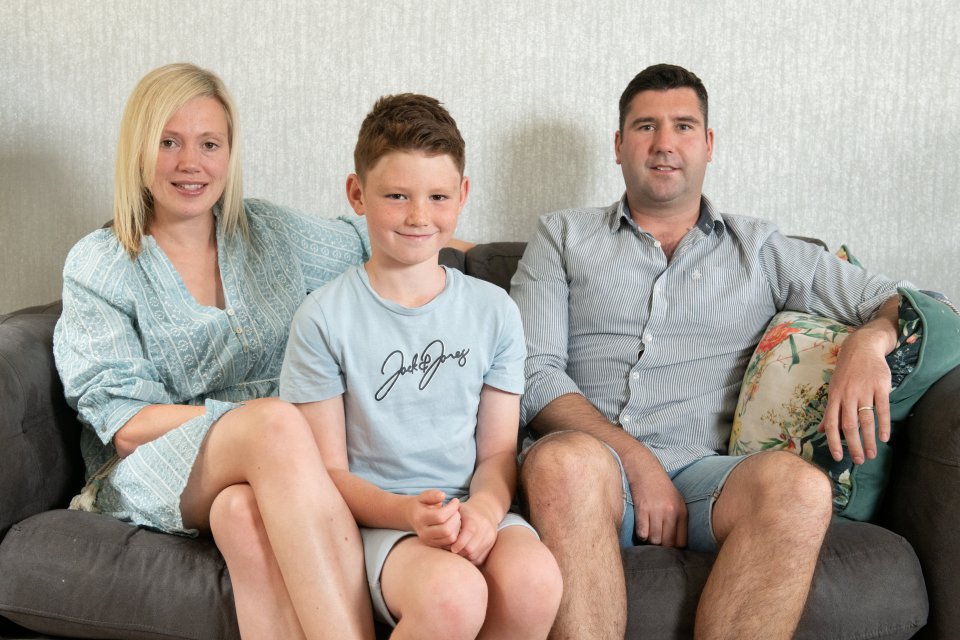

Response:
(279, 292), (346, 403)
(482, 291), (527, 395)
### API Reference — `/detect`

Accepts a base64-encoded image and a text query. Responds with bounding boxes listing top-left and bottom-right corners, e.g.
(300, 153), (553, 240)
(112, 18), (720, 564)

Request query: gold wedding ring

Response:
(857, 406), (875, 413)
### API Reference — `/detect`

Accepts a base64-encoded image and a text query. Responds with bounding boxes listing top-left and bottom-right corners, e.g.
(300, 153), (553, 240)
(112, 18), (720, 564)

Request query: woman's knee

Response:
(209, 484), (267, 556)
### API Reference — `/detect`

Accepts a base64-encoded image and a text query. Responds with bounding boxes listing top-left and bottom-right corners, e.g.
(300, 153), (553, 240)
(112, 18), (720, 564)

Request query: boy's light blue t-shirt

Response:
(280, 265), (525, 499)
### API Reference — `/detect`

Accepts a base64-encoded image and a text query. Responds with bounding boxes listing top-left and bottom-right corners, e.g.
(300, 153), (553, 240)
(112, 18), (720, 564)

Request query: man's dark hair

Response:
(618, 64), (709, 133)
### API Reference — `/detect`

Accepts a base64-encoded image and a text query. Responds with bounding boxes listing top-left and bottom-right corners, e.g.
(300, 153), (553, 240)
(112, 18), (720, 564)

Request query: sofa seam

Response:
(0, 604), (202, 640)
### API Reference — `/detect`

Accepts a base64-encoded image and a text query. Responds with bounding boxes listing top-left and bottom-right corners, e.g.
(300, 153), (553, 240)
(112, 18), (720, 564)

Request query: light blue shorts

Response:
(616, 451), (750, 553)
(361, 510), (536, 626)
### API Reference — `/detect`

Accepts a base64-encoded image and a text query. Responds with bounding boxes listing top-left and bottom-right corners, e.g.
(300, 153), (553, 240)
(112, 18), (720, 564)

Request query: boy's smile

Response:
(346, 150), (469, 273)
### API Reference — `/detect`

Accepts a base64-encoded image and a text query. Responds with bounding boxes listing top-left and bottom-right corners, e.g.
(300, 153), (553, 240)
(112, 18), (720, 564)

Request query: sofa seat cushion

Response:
(0, 510), (238, 640)
(623, 519), (927, 639)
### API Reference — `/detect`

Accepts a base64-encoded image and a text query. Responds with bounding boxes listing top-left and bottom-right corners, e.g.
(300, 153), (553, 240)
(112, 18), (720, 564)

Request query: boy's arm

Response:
(450, 385), (519, 565)
(296, 397), (462, 548)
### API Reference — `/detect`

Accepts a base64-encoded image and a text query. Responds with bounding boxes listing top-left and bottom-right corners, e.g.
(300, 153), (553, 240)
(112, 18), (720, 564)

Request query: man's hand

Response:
(819, 297), (899, 464)
(449, 495), (500, 566)
(405, 490), (462, 548)
(623, 449), (688, 548)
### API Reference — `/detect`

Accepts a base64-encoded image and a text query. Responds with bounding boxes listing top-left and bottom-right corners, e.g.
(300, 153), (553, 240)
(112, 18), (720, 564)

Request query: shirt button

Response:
(644, 333), (653, 342)
(631, 372), (640, 380)
(622, 415), (631, 423)
(653, 240), (662, 248)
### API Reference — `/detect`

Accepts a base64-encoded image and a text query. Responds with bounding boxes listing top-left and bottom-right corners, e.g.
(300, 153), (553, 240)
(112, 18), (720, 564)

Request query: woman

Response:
(54, 63), (374, 639)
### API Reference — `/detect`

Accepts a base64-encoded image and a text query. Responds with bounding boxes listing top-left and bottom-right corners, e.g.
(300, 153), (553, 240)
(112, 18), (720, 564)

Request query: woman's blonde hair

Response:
(113, 63), (245, 256)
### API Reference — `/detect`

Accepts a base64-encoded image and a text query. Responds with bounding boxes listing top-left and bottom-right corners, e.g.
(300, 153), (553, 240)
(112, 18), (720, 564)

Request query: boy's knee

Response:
(398, 558), (487, 638)
(494, 542), (563, 626)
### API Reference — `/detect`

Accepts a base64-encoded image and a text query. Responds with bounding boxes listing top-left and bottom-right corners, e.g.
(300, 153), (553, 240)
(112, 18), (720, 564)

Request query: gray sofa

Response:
(0, 242), (953, 639)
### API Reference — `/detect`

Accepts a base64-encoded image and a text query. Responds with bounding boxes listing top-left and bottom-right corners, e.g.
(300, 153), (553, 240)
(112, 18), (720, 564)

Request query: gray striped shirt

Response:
(510, 196), (906, 473)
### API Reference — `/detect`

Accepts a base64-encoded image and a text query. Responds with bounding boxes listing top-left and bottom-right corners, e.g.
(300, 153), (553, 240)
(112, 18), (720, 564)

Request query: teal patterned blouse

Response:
(53, 199), (369, 533)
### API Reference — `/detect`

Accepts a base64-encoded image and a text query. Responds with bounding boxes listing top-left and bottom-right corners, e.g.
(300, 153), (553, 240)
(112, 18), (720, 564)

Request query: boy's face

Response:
(346, 150), (468, 270)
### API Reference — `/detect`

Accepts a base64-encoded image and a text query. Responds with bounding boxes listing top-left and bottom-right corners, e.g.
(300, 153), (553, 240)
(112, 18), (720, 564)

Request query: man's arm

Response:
(819, 295), (899, 464)
(531, 392), (687, 547)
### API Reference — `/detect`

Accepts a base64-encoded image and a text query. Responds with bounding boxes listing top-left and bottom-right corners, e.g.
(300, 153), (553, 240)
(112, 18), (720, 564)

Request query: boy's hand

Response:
(406, 489), (461, 548)
(449, 496), (500, 566)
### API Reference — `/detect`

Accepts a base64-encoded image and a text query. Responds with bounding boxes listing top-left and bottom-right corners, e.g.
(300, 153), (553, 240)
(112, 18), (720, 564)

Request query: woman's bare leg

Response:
(180, 398), (374, 640)
(209, 483), (306, 640)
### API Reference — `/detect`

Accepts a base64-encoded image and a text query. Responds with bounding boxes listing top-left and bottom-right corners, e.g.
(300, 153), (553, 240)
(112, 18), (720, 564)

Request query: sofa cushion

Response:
(623, 520), (927, 639)
(0, 510), (239, 640)
(0, 313), (83, 536)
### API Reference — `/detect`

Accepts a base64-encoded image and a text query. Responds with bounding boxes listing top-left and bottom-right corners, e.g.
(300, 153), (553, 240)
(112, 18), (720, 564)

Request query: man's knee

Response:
(520, 431), (623, 525)
(746, 451), (833, 522)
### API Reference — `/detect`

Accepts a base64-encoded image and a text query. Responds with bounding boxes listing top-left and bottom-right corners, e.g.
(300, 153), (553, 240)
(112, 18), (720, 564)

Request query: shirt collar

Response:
(610, 194), (726, 237)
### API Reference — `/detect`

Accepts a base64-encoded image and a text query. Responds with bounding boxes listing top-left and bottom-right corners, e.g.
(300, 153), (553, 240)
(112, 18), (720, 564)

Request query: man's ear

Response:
(614, 129), (623, 165)
(345, 173), (365, 215)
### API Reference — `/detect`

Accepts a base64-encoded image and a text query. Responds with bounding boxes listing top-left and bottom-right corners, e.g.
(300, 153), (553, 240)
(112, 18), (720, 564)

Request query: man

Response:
(511, 64), (906, 639)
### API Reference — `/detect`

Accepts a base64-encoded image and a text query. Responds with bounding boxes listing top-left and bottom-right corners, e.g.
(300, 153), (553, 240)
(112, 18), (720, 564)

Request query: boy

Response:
(279, 94), (562, 639)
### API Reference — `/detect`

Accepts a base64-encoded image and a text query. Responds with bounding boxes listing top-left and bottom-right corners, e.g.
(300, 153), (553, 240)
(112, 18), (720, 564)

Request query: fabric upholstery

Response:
(0, 243), (940, 639)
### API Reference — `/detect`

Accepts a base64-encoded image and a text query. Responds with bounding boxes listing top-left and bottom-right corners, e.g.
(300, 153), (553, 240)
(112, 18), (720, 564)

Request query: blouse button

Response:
(227, 308), (235, 316)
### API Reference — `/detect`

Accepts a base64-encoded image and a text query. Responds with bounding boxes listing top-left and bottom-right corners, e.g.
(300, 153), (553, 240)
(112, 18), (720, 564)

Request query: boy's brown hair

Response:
(353, 93), (465, 179)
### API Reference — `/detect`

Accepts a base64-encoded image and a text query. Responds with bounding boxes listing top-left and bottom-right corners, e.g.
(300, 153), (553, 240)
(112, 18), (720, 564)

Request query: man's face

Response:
(615, 88), (713, 216)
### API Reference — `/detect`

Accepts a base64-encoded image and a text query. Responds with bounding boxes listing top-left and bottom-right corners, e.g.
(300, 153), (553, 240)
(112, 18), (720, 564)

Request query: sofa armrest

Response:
(881, 363), (960, 638)
(0, 310), (83, 536)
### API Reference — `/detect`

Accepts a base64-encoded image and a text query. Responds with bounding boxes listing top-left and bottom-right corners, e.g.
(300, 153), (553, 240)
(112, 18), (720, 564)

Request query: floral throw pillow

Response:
(729, 291), (936, 521)
(729, 312), (858, 513)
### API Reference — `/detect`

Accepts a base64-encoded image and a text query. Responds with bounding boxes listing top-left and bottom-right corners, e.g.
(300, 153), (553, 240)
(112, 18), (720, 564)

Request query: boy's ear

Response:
(345, 174), (365, 216)
(458, 175), (470, 210)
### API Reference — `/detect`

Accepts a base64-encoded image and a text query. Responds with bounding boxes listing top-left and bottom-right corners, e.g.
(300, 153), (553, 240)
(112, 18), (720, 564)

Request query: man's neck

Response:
(627, 201), (701, 261)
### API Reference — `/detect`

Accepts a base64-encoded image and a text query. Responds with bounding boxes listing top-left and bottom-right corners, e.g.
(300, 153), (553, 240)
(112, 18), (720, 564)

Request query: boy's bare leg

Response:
(695, 451), (832, 640)
(380, 537), (487, 640)
(520, 432), (627, 640)
(180, 398), (374, 640)
(477, 525), (563, 640)
(209, 484), (306, 640)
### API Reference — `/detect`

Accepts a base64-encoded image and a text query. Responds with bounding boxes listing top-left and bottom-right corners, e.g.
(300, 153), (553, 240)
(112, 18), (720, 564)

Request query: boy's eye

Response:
(430, 194), (449, 201)
(386, 194), (407, 200)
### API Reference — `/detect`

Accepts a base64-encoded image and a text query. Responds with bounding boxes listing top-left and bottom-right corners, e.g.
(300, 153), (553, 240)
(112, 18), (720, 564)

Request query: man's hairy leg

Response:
(695, 451), (832, 640)
(521, 431), (627, 640)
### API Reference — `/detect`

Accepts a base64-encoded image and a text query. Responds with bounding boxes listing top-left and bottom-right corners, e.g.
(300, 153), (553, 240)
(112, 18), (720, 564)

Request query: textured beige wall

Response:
(2, 1), (958, 312)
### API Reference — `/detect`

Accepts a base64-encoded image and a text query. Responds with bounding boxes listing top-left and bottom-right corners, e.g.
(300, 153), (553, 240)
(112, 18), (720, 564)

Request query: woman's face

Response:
(148, 96), (230, 225)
